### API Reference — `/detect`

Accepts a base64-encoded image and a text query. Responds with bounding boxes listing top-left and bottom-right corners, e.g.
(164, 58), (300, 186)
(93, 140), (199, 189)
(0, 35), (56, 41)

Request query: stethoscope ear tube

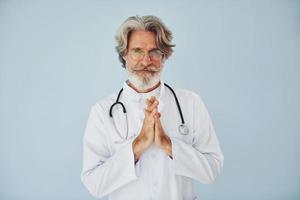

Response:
(164, 83), (189, 135)
(109, 102), (126, 117)
(109, 88), (126, 117)
(109, 88), (129, 141)
(163, 84), (185, 124)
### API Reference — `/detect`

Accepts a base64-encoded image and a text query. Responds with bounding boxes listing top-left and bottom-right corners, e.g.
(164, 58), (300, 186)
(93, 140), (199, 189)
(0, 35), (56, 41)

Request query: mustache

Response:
(131, 65), (161, 72)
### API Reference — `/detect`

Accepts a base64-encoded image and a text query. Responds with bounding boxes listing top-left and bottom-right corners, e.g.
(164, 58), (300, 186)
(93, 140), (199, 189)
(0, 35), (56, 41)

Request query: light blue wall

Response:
(1, 0), (299, 199)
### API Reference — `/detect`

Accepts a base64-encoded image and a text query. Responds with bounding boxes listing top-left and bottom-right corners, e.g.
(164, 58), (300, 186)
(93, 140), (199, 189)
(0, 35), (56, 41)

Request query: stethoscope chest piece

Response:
(179, 124), (189, 135)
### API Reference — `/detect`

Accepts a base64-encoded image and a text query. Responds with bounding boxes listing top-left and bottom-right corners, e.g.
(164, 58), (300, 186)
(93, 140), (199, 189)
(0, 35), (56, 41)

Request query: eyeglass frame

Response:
(126, 47), (164, 61)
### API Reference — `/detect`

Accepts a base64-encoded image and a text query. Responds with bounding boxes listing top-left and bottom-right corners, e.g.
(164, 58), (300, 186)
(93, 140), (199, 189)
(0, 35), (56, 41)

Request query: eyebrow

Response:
(149, 48), (160, 52)
(130, 47), (160, 51)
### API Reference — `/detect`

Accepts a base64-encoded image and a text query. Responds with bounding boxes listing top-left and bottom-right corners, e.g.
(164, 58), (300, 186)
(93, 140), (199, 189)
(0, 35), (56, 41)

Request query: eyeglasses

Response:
(128, 48), (163, 61)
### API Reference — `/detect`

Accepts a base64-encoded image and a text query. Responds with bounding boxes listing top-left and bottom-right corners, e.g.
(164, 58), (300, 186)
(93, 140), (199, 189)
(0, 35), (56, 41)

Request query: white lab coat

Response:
(81, 81), (224, 200)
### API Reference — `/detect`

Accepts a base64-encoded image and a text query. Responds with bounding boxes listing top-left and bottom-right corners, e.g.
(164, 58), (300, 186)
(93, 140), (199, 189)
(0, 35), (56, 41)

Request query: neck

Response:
(127, 80), (161, 93)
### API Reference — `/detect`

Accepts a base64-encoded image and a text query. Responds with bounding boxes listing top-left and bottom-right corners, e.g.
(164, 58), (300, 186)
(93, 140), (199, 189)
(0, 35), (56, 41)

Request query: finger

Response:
(155, 114), (160, 126)
(146, 99), (151, 106)
(156, 115), (163, 129)
(149, 100), (159, 110)
(146, 97), (156, 109)
(144, 108), (151, 113)
(146, 98), (158, 107)
(145, 107), (157, 117)
(146, 97), (153, 105)
(157, 112), (161, 118)
(154, 111), (161, 119)
(149, 96), (156, 103)
(145, 99), (159, 112)
(154, 117), (158, 132)
(154, 116), (161, 140)
(150, 108), (158, 117)
(144, 108), (151, 116)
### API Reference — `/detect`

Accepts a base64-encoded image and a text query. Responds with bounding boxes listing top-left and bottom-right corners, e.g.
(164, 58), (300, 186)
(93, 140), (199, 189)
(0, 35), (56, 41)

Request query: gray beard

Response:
(127, 70), (161, 91)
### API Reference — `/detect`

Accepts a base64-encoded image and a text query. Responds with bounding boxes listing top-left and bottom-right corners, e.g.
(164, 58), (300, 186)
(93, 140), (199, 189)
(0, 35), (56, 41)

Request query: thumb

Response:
(154, 115), (158, 128)
(154, 116), (159, 134)
(156, 114), (162, 128)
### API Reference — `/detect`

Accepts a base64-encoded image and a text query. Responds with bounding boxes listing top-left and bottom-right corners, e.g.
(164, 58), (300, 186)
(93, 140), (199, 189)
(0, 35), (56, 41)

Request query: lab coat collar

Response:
(122, 80), (166, 112)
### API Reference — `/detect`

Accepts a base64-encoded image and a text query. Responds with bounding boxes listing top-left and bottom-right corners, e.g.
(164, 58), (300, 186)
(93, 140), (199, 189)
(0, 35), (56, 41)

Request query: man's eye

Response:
(150, 50), (162, 56)
(133, 49), (143, 54)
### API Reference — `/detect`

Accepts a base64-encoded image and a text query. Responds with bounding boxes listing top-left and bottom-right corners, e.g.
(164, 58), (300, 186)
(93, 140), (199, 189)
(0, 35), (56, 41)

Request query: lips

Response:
(136, 69), (152, 72)
(133, 67), (160, 72)
(134, 70), (154, 74)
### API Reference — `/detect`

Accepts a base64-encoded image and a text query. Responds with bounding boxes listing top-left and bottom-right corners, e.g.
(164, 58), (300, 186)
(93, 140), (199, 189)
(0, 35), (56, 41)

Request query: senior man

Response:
(81, 15), (224, 200)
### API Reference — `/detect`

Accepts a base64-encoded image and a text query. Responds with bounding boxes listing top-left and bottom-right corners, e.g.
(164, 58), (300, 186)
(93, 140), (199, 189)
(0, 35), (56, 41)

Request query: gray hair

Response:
(115, 15), (175, 68)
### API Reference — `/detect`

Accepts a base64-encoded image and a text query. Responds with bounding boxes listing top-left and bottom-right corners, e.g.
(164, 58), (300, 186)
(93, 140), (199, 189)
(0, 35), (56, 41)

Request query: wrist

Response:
(162, 135), (172, 157)
(132, 135), (152, 162)
(132, 138), (143, 161)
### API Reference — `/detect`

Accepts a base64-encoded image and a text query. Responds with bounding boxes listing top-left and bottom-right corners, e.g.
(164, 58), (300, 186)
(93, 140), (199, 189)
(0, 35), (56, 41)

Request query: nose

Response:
(140, 53), (152, 66)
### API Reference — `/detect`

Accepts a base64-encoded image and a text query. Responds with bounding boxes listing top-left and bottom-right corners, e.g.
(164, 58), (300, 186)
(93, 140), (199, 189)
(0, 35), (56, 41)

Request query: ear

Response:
(122, 55), (128, 69)
(122, 51), (128, 61)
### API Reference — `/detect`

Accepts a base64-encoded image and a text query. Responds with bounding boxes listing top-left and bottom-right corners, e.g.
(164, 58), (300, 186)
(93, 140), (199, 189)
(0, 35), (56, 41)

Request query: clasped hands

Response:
(132, 96), (172, 162)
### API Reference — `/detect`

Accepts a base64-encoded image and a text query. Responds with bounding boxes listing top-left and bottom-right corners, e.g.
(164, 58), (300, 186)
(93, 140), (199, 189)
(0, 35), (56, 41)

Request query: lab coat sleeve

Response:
(170, 93), (224, 184)
(80, 104), (138, 198)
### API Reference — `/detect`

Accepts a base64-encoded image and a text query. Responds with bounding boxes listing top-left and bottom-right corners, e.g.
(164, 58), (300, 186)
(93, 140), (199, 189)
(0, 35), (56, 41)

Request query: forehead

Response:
(128, 30), (157, 49)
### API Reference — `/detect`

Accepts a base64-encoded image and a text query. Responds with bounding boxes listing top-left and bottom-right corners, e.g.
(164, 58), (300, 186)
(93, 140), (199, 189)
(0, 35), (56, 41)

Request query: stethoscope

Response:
(109, 83), (189, 142)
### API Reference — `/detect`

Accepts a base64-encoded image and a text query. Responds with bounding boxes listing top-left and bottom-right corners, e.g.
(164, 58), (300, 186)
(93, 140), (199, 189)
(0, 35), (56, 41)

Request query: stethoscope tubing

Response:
(109, 83), (189, 141)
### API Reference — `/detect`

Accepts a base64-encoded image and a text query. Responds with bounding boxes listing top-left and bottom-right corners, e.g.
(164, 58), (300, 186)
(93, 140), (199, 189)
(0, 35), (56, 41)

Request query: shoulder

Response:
(169, 87), (212, 120)
(172, 87), (203, 102)
(168, 86), (208, 110)
(89, 92), (119, 115)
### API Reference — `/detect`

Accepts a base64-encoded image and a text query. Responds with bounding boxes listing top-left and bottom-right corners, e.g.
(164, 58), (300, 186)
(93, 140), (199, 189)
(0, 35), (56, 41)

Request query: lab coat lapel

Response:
(121, 82), (142, 102)
(157, 80), (166, 113)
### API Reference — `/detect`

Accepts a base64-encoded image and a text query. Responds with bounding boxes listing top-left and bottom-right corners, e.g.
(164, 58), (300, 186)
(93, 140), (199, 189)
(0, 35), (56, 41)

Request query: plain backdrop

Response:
(0, 0), (299, 199)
